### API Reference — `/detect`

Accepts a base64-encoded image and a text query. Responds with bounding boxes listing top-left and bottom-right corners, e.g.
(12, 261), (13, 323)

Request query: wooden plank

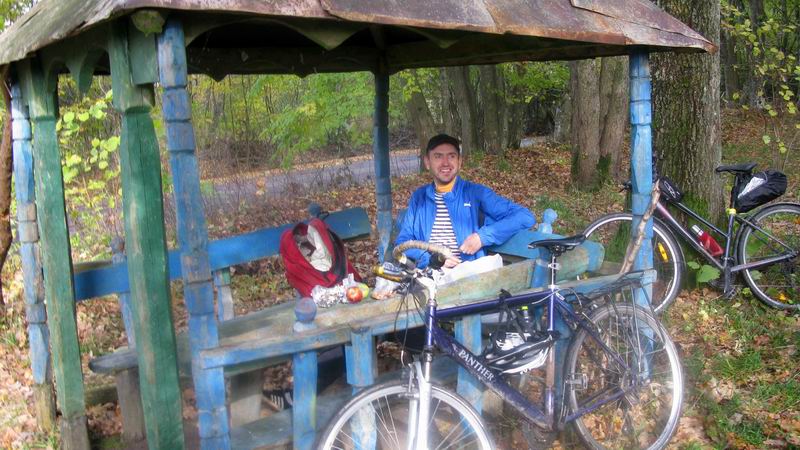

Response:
(343, 330), (377, 449)
(229, 371), (263, 428)
(116, 368), (146, 442)
(109, 21), (185, 450)
(629, 51), (655, 307)
(455, 315), (483, 412)
(11, 81), (56, 432)
(372, 71), (392, 261)
(214, 269), (234, 321)
(111, 237), (137, 348)
(19, 59), (89, 449)
(157, 18), (229, 449)
(72, 207), (370, 301)
(292, 351), (318, 450)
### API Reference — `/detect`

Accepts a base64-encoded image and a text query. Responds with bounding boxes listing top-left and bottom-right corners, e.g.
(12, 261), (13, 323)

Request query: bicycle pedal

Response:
(565, 373), (588, 390)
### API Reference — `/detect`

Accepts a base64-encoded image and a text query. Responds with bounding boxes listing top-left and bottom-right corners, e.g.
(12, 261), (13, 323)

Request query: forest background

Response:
(0, 0), (798, 449)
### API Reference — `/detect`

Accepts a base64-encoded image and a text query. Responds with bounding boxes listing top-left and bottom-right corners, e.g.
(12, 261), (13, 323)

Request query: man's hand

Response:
(459, 233), (482, 255)
(444, 255), (461, 268)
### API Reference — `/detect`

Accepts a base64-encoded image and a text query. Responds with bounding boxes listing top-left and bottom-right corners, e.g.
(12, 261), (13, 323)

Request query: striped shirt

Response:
(429, 193), (461, 259)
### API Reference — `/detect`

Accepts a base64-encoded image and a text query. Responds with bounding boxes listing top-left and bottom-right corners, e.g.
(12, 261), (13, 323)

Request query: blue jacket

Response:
(396, 177), (536, 268)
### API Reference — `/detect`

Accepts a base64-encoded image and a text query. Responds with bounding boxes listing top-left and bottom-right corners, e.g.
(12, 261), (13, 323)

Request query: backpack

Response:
(733, 169), (787, 213)
(279, 218), (361, 297)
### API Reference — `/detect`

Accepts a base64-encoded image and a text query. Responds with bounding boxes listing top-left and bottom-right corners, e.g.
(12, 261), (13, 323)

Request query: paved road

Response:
(204, 151), (420, 209)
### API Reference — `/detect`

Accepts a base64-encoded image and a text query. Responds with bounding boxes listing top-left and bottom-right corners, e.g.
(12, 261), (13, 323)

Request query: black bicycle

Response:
(317, 239), (683, 450)
(584, 162), (799, 312)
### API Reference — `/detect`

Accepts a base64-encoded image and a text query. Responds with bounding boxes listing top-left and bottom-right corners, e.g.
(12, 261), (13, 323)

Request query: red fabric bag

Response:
(279, 218), (361, 297)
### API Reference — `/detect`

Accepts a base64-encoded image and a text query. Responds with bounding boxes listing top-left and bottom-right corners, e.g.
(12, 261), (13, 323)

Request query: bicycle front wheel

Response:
(317, 379), (493, 450)
(737, 203), (800, 310)
(583, 213), (684, 314)
(565, 304), (683, 450)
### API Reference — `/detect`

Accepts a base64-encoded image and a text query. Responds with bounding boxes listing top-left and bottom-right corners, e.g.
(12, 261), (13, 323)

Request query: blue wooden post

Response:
(10, 82), (56, 431)
(373, 71), (392, 262)
(456, 315), (483, 412)
(345, 329), (376, 448)
(292, 298), (318, 450)
(531, 208), (558, 288)
(157, 19), (230, 449)
(629, 51), (655, 307)
(213, 269), (234, 321)
(111, 237), (136, 348)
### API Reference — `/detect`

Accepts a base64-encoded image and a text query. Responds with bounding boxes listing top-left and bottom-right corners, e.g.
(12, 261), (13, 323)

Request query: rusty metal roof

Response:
(0, 0), (714, 74)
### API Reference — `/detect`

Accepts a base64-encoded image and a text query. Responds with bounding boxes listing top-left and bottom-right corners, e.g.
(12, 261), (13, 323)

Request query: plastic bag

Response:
(311, 273), (357, 308)
(438, 254), (503, 286)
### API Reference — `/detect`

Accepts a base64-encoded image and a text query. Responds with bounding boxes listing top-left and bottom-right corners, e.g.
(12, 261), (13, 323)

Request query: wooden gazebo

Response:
(0, 1), (712, 449)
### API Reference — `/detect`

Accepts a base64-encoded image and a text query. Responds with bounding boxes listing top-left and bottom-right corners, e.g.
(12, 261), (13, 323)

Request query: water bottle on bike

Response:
(690, 224), (723, 257)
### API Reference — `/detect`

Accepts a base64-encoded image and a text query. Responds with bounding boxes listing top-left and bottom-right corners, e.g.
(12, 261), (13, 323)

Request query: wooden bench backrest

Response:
(73, 207), (371, 301)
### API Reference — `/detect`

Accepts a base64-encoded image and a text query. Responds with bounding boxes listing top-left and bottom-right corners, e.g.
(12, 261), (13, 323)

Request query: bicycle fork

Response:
(408, 360), (433, 450)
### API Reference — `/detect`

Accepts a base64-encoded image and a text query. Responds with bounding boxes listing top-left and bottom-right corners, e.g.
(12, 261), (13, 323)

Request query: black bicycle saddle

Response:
(715, 162), (756, 174)
(528, 234), (586, 255)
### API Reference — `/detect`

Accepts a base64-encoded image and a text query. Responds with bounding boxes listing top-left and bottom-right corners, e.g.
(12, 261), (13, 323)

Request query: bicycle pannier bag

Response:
(658, 177), (684, 202)
(734, 169), (787, 213)
(279, 218), (361, 297)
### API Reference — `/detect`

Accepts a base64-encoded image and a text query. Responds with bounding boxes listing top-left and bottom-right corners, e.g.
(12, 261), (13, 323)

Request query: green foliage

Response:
(501, 61), (569, 103)
(722, 2), (799, 168)
(263, 73), (374, 166)
(686, 260), (721, 284)
(56, 79), (121, 258)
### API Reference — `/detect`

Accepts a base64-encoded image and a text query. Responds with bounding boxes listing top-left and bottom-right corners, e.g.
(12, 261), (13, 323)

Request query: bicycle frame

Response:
(653, 200), (798, 276)
(410, 275), (641, 446)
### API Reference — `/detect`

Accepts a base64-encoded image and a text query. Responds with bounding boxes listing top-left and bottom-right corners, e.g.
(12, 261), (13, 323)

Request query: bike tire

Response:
(583, 213), (684, 314)
(565, 303), (684, 450)
(736, 203), (800, 310)
(316, 379), (494, 450)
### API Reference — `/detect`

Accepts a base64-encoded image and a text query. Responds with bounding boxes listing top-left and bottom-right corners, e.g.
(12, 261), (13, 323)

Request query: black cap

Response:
(425, 133), (461, 155)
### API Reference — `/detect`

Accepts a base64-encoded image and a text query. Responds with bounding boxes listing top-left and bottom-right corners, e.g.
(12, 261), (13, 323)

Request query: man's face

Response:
(424, 143), (461, 186)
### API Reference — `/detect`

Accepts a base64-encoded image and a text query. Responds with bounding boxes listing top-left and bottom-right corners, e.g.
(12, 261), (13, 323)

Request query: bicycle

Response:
(583, 162), (800, 313)
(317, 239), (683, 450)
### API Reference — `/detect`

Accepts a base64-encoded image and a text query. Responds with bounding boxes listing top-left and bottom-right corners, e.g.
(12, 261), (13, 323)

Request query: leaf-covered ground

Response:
(1, 109), (798, 449)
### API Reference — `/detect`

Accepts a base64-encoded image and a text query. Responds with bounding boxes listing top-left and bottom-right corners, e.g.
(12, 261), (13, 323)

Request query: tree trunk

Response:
(0, 71), (12, 307)
(720, 28), (740, 104)
(652, 0), (725, 223)
(598, 56), (629, 182)
(445, 66), (481, 156)
(569, 59), (600, 190)
(504, 63), (527, 149)
(404, 71), (438, 165)
(478, 65), (505, 154)
(743, 0), (765, 107)
(440, 69), (460, 137)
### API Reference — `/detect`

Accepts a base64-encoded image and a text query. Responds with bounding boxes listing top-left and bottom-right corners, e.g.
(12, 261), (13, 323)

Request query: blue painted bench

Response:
(81, 206), (371, 441)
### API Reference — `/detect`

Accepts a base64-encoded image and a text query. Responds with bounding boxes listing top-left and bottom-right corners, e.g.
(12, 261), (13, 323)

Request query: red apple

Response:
(346, 285), (364, 303)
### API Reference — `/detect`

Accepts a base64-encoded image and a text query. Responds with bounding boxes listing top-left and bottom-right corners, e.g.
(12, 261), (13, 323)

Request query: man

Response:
(396, 134), (536, 268)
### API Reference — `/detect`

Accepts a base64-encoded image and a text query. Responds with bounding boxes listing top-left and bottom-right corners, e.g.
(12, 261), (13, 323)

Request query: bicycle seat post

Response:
(548, 251), (560, 291)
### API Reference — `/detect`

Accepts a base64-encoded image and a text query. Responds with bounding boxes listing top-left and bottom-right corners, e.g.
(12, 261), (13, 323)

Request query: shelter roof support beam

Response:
(629, 51), (655, 306)
(17, 58), (90, 449)
(157, 18), (230, 449)
(11, 82), (56, 432)
(108, 19), (185, 449)
(372, 71), (392, 261)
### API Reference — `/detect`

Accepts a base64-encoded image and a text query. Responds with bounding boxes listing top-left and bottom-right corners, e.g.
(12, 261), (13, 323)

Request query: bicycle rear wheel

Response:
(583, 213), (684, 314)
(316, 379), (493, 450)
(737, 203), (800, 310)
(565, 303), (683, 450)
